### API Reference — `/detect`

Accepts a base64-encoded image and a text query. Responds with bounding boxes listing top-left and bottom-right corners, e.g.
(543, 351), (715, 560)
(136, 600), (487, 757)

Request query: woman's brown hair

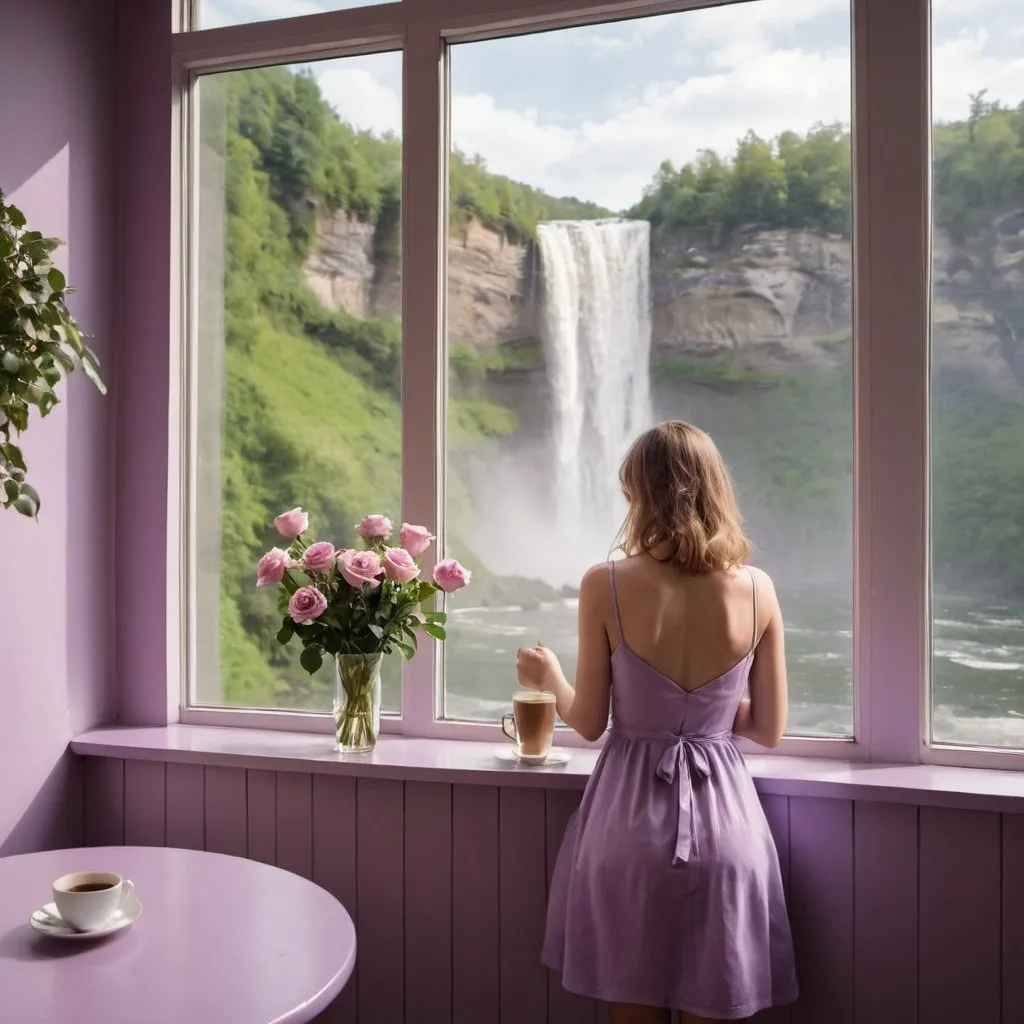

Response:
(617, 420), (751, 574)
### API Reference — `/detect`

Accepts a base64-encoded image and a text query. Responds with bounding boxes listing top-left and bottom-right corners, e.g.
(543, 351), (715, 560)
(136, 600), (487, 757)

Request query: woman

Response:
(517, 421), (797, 1023)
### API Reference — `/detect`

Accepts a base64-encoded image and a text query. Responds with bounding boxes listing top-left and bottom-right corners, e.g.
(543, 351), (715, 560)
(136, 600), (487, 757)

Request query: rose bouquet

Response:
(257, 507), (471, 752)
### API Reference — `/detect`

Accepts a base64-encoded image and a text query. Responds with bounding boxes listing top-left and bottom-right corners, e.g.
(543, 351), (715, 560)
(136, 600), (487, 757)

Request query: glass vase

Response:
(334, 653), (382, 753)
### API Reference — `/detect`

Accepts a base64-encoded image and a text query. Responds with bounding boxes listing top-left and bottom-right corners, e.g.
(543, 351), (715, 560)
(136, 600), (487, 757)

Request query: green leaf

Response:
(7, 205), (25, 229)
(13, 492), (37, 518)
(47, 267), (65, 293)
(299, 646), (324, 675)
(393, 638), (415, 659)
(368, 623), (384, 640)
(3, 478), (20, 504)
(424, 611), (447, 625)
(18, 482), (40, 510)
(2, 443), (26, 471)
(1, 352), (19, 374)
(276, 621), (294, 644)
(423, 623), (448, 642)
(81, 345), (106, 394)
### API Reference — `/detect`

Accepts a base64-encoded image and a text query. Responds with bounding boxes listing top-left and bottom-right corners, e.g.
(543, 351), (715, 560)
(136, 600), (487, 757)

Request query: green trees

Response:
(632, 101), (1024, 246)
(629, 123), (852, 238)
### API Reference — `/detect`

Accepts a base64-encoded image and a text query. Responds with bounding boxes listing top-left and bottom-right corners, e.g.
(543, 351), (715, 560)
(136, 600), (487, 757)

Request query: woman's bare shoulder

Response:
(745, 565), (781, 612)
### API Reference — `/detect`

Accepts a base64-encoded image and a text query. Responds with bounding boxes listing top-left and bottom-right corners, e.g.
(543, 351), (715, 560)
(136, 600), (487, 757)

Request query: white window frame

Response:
(168, 0), (1024, 771)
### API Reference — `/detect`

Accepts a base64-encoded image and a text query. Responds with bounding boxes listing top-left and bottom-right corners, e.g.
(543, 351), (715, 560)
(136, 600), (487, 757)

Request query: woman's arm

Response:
(516, 565), (612, 742)
(732, 569), (788, 748)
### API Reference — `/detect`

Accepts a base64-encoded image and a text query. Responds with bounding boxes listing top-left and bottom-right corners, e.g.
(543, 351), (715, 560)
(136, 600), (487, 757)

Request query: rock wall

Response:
(304, 209), (537, 350)
(304, 206), (1024, 389)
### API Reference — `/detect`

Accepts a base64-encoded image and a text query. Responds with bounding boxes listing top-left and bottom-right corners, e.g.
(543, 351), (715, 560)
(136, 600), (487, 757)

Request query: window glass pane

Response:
(443, 0), (854, 735)
(192, 53), (403, 712)
(931, 1), (1024, 749)
(195, 1), (383, 30)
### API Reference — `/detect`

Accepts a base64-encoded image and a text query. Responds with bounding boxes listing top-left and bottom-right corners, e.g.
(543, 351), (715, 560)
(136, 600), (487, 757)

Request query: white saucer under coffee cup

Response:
(52, 871), (135, 932)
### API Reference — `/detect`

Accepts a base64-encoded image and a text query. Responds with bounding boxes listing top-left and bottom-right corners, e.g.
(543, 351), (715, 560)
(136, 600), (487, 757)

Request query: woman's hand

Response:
(516, 643), (562, 692)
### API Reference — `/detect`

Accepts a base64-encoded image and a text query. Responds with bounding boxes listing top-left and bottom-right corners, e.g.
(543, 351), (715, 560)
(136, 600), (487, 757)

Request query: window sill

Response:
(72, 725), (1024, 810)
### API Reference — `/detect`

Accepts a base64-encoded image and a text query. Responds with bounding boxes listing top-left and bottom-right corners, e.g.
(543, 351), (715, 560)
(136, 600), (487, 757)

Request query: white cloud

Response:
(932, 29), (1024, 120)
(309, 0), (1024, 211)
(317, 66), (403, 136)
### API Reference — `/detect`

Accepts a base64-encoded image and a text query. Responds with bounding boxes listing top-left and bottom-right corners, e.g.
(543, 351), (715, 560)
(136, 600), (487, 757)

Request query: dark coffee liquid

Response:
(67, 883), (114, 893)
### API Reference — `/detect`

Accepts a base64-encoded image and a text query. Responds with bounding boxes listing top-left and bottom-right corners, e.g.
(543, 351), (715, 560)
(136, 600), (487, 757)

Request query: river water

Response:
(442, 586), (1024, 748)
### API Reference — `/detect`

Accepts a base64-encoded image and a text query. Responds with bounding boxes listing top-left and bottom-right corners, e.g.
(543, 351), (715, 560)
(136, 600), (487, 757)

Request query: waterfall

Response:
(536, 219), (653, 576)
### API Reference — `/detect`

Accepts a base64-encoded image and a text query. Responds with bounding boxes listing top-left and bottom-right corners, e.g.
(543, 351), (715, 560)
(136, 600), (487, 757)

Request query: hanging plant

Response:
(0, 187), (106, 518)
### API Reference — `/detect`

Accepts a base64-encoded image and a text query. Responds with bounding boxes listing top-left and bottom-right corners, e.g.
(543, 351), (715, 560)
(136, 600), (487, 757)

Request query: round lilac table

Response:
(0, 846), (356, 1024)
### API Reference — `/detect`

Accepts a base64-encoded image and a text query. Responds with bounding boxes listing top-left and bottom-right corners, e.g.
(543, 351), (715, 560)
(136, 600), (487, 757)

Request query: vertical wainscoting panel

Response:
(165, 763), (205, 850)
(405, 782), (453, 1023)
(452, 784), (500, 1024)
(356, 778), (405, 1024)
(123, 760), (166, 846)
(853, 801), (918, 1023)
(313, 775), (358, 1024)
(499, 787), (549, 1023)
(84, 757), (124, 846)
(203, 765), (248, 857)
(544, 789), (594, 1024)
(276, 772), (313, 879)
(752, 794), (791, 1024)
(789, 797), (854, 1024)
(247, 769), (277, 865)
(1003, 812), (1024, 1022)
(919, 807), (1001, 1024)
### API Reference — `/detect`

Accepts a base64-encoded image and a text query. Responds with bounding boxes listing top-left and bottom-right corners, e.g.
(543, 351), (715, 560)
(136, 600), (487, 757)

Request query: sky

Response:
(203, 0), (1024, 210)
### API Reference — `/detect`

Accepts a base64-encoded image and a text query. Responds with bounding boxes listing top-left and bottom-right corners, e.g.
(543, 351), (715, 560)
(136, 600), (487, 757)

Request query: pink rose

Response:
(274, 507), (309, 539)
(338, 549), (384, 590)
(383, 547), (421, 584)
(288, 586), (327, 625)
(301, 541), (336, 573)
(399, 523), (435, 558)
(355, 514), (393, 540)
(256, 547), (290, 587)
(433, 558), (472, 594)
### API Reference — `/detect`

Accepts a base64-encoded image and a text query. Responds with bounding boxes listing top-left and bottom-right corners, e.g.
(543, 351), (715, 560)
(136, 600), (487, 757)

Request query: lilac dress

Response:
(543, 564), (798, 1018)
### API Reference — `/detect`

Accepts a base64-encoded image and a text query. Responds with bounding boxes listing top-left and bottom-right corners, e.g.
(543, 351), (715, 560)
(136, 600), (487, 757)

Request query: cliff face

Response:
(304, 209), (537, 350)
(303, 207), (1024, 388)
(650, 227), (851, 371)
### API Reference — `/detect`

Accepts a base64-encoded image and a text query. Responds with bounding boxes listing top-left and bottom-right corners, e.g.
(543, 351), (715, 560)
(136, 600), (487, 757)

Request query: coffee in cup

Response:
(52, 871), (134, 932)
(502, 690), (557, 760)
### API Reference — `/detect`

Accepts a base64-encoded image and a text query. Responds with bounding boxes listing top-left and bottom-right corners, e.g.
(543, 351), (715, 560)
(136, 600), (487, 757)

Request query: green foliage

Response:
(629, 123), (852, 239)
(0, 190), (106, 518)
(632, 100), (1024, 246)
(449, 150), (611, 241)
(934, 92), (1024, 240)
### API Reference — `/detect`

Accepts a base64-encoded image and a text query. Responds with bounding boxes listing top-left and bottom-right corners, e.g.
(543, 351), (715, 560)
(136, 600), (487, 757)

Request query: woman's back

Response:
(610, 554), (761, 693)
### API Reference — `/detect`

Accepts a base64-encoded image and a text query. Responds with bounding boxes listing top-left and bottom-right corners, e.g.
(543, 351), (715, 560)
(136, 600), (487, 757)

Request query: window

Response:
(442, 1), (854, 736)
(190, 52), (404, 714)
(930, 0), (1024, 749)
(168, 0), (1024, 768)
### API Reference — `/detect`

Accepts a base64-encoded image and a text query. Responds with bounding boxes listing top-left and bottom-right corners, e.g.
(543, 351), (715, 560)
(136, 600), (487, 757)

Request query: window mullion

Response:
(852, 0), (931, 764)
(400, 21), (446, 732)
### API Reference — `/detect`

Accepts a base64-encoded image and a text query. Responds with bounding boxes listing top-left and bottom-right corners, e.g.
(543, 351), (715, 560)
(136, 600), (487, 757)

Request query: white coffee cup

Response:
(52, 871), (134, 932)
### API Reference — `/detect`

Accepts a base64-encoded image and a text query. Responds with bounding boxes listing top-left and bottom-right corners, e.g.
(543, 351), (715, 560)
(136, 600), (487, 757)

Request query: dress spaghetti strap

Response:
(608, 561), (624, 646)
(746, 565), (759, 654)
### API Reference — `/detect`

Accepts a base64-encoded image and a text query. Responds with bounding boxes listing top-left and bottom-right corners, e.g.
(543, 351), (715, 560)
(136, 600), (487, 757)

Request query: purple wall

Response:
(84, 756), (1024, 1024)
(0, 0), (117, 853)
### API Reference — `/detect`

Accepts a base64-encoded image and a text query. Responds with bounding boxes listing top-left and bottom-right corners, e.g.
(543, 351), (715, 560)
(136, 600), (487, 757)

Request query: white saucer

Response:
(494, 746), (571, 767)
(30, 896), (142, 940)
